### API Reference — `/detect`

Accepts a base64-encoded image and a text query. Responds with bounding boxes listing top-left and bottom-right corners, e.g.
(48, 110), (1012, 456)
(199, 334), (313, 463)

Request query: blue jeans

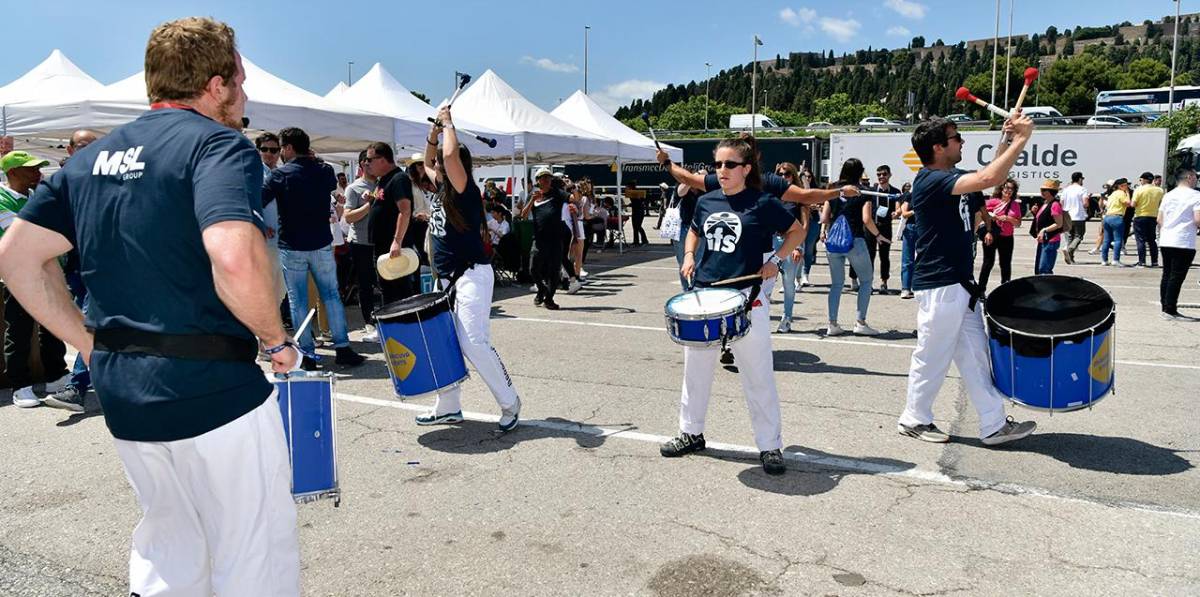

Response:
(773, 236), (798, 320)
(280, 246), (350, 352)
(1101, 215), (1125, 263)
(827, 237), (873, 323)
(802, 221), (820, 275)
(1035, 240), (1060, 275)
(900, 227), (916, 291)
(65, 271), (90, 392)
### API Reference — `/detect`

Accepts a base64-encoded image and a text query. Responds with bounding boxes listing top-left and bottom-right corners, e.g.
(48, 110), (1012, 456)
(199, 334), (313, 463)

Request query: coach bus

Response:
(1095, 86), (1200, 120)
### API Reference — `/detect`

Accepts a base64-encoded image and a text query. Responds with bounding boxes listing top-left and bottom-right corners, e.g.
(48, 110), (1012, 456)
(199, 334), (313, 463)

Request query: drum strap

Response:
(94, 327), (258, 363)
(959, 280), (984, 312)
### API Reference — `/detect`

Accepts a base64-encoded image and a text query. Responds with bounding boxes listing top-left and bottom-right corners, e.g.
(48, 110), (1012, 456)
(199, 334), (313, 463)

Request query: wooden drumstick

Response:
(1012, 68), (1039, 113)
(711, 273), (765, 287)
(955, 87), (1010, 119)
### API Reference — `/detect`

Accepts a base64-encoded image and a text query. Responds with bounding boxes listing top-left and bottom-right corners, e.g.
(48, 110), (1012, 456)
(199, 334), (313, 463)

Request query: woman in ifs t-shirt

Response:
(664, 135), (804, 476)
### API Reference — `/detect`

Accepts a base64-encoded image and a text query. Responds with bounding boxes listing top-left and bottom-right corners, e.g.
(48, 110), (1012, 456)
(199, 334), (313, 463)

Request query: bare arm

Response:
(679, 227), (701, 282)
(952, 112), (1034, 195)
(344, 190), (372, 223)
(202, 221), (288, 345)
(0, 221), (91, 363)
(862, 202), (887, 242)
(391, 199), (412, 257)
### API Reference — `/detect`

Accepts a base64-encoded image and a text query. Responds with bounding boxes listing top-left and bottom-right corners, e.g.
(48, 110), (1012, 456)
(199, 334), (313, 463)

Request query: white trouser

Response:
(899, 284), (1008, 438)
(434, 264), (519, 414)
(679, 288), (783, 451)
(114, 393), (300, 597)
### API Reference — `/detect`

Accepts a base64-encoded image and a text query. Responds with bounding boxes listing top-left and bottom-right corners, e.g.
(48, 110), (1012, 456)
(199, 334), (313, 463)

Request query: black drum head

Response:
(373, 292), (450, 321)
(986, 275), (1114, 336)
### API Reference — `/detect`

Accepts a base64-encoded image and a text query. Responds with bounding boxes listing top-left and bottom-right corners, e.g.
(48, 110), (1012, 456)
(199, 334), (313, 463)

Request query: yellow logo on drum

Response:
(385, 338), (417, 380)
(902, 150), (922, 172)
(1089, 335), (1113, 383)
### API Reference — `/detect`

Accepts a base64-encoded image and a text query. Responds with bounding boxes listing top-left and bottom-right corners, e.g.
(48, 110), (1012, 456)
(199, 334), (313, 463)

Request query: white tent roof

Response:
(324, 82), (349, 101)
(449, 70), (619, 163)
(0, 50), (103, 106)
(330, 63), (514, 157)
(2, 56), (426, 153)
(551, 90), (682, 162)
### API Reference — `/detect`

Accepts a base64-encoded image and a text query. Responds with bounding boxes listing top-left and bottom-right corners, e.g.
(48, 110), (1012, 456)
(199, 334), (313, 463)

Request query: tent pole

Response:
(616, 160), (624, 255)
(509, 151), (516, 210)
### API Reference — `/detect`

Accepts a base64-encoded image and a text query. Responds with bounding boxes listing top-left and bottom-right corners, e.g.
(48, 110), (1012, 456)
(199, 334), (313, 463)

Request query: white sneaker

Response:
(799, 272), (809, 288)
(567, 279), (583, 294)
(579, 269), (590, 278)
(43, 372), (72, 394)
(776, 318), (792, 333)
(1100, 260), (1109, 266)
(853, 322), (880, 336)
(363, 328), (380, 343)
(12, 386), (41, 408)
(529, 284), (539, 292)
(826, 323), (845, 336)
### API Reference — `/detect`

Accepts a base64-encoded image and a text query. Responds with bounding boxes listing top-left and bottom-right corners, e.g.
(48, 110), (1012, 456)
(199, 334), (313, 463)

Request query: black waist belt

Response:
(94, 328), (258, 363)
(960, 280), (984, 312)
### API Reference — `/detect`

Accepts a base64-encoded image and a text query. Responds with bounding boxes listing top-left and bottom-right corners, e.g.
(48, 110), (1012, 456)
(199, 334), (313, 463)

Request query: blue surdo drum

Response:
(274, 372), (340, 506)
(664, 287), (750, 348)
(374, 292), (468, 398)
(984, 275), (1116, 413)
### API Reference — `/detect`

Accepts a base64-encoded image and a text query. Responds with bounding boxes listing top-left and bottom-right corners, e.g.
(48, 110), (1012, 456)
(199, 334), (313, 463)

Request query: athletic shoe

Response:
(535, 295), (544, 306)
(43, 372), (71, 394)
(1061, 249), (1072, 265)
(529, 284), (539, 292)
(897, 422), (950, 443)
(498, 397), (521, 432)
(799, 272), (810, 288)
(335, 347), (366, 367)
(1150, 263), (1159, 268)
(760, 449), (786, 475)
(1135, 263), (1145, 268)
(363, 328), (380, 343)
(776, 318), (791, 333)
(879, 281), (890, 294)
(853, 322), (880, 336)
(660, 432), (706, 457)
(981, 416), (1037, 446)
(826, 323), (845, 336)
(301, 356), (321, 371)
(900, 290), (914, 299)
(567, 279), (583, 294)
(12, 386), (41, 408)
(579, 269), (590, 278)
(43, 386), (85, 413)
(1161, 312), (1182, 321)
(719, 348), (734, 364)
(1087, 248), (1098, 255)
(415, 410), (464, 426)
(544, 300), (561, 311)
(849, 280), (860, 292)
(1099, 260), (1109, 266)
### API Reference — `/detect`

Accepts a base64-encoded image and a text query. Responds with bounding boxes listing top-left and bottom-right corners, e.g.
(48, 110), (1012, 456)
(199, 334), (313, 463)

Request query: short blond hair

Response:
(145, 17), (238, 103)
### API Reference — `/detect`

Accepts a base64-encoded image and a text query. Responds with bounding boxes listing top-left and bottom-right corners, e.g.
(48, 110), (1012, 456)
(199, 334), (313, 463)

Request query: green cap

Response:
(1, 151), (51, 173)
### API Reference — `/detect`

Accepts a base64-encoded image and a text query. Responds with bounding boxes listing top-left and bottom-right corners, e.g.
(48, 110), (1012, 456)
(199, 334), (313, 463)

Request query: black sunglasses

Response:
(259, 146), (280, 154)
(712, 160), (749, 170)
(946, 133), (964, 144)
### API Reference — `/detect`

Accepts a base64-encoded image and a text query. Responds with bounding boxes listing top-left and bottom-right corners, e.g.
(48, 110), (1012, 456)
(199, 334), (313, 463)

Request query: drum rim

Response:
(374, 292), (450, 319)
(1004, 391), (1110, 413)
(983, 303), (1116, 340)
(664, 289), (748, 321)
(667, 326), (752, 347)
(391, 373), (469, 400)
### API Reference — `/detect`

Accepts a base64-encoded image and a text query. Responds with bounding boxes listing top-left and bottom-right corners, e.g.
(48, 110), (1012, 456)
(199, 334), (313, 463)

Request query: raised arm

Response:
(952, 111), (1034, 196)
(656, 148), (707, 191)
(437, 106), (469, 194)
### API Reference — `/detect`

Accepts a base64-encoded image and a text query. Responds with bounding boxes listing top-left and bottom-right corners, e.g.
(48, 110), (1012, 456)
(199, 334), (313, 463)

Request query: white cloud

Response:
(590, 79), (668, 114)
(520, 56), (579, 74)
(820, 17), (862, 42)
(887, 25), (911, 37)
(884, 0), (927, 19)
(780, 7), (817, 26)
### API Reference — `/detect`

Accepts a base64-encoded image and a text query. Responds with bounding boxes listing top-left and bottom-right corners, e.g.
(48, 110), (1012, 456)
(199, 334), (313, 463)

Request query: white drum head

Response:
(667, 288), (746, 317)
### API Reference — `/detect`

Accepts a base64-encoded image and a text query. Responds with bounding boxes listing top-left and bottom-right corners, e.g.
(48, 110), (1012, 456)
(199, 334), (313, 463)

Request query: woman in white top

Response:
(1157, 166), (1200, 320)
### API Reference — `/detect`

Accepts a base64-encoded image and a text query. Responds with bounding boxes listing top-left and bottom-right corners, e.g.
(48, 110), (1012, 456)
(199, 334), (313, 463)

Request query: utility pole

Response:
(347, 61), (354, 86)
(752, 35), (763, 136)
(1004, 0), (1014, 109)
(584, 25), (591, 95)
(991, 0), (1000, 119)
(1170, 1), (1182, 116)
(704, 62), (712, 132)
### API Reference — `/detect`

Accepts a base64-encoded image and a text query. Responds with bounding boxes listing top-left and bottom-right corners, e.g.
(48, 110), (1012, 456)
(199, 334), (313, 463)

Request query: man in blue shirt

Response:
(897, 113), (1038, 446)
(263, 127), (365, 369)
(0, 17), (302, 594)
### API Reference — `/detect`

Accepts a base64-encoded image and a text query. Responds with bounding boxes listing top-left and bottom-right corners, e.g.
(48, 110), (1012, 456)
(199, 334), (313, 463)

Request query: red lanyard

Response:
(150, 102), (196, 112)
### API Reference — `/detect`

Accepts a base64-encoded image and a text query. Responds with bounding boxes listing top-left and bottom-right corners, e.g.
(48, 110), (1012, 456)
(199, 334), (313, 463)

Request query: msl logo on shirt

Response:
(703, 212), (742, 253)
(92, 146), (146, 181)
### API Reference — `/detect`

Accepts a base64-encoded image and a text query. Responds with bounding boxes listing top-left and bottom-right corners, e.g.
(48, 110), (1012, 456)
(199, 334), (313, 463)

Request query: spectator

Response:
(555, 176), (583, 293)
(1157, 166), (1200, 320)
(821, 158), (884, 336)
(772, 162), (808, 332)
(263, 127), (365, 369)
(978, 179), (1022, 291)
(627, 180), (648, 246)
(1132, 171), (1163, 267)
(1089, 179), (1114, 255)
(0, 151), (70, 408)
(1032, 180), (1066, 275)
(1101, 178), (1132, 266)
(343, 150), (379, 341)
(519, 168), (567, 309)
(592, 197), (611, 252)
(364, 142), (419, 302)
(487, 204), (511, 245)
(860, 164), (900, 294)
(255, 132), (288, 321)
(1060, 171), (1090, 264)
(898, 182), (916, 299)
(798, 169), (821, 288)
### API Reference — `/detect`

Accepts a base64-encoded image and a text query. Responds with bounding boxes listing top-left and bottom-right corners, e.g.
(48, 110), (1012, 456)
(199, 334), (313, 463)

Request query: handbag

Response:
(658, 191), (682, 240)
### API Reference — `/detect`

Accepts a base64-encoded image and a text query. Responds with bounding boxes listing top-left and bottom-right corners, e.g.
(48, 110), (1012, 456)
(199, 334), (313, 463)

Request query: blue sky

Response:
(3, 0), (1186, 114)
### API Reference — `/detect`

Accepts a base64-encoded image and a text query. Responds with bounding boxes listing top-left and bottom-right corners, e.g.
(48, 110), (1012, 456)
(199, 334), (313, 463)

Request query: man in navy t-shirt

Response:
(0, 17), (301, 594)
(897, 114), (1038, 447)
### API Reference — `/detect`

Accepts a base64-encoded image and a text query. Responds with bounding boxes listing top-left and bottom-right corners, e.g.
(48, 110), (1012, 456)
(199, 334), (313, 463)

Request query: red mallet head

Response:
(1023, 67), (1039, 85)
(955, 87), (977, 103)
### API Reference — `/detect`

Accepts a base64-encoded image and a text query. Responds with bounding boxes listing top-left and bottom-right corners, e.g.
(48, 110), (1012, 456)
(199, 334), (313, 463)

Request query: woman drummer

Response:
(661, 135), (804, 475)
(414, 106), (522, 431)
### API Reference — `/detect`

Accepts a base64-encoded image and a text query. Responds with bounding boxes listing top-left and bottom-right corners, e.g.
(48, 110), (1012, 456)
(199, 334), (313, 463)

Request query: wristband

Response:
(264, 339), (295, 355)
(768, 254), (784, 267)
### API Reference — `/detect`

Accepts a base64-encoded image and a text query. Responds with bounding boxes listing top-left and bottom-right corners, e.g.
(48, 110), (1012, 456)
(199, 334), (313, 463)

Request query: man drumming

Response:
(0, 18), (301, 595)
(896, 113), (1038, 446)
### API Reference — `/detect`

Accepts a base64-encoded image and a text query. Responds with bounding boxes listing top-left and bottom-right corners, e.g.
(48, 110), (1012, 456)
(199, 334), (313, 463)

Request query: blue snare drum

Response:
(273, 372), (340, 506)
(984, 276), (1116, 413)
(664, 287), (750, 348)
(374, 292), (468, 398)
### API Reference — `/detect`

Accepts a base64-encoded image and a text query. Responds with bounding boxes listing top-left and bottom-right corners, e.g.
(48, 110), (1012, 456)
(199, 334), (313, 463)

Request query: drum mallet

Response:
(427, 73), (500, 149)
(1012, 68), (1039, 112)
(640, 112), (663, 152)
(955, 87), (1011, 119)
(424, 118), (499, 149)
(859, 190), (902, 198)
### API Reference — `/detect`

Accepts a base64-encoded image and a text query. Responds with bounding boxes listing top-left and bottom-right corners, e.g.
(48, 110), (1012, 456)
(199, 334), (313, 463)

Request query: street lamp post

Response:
(584, 26), (591, 95)
(704, 62), (712, 132)
(347, 61), (354, 86)
(752, 35), (762, 136)
(1170, 1), (1182, 116)
(1004, 0), (1014, 110)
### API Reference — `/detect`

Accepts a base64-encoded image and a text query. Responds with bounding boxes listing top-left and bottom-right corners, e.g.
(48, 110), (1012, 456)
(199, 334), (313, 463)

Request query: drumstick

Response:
(294, 308), (317, 343)
(1012, 68), (1039, 113)
(955, 87), (1011, 119)
(711, 273), (764, 287)
(859, 190), (902, 198)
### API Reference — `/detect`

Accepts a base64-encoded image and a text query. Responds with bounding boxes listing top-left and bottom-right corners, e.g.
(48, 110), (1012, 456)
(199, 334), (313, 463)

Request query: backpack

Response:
(826, 213), (853, 254)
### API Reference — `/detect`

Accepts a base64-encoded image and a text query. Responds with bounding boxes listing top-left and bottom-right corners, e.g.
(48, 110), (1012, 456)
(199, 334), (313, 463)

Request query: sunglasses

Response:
(712, 160), (749, 170)
(947, 133), (964, 144)
(877, 172), (890, 177)
(259, 146), (281, 154)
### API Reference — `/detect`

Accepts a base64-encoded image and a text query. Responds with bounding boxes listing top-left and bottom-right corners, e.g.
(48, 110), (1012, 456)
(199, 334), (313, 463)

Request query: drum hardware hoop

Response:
(982, 306), (1116, 340)
(1048, 335), (1055, 416)
(1088, 330), (1095, 411)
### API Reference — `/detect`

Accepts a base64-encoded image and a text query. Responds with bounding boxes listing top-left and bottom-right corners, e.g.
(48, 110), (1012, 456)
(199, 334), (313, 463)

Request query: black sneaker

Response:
(660, 432), (706, 457)
(544, 300), (561, 310)
(335, 347), (366, 367)
(720, 349), (734, 364)
(535, 294), (544, 306)
(43, 386), (85, 413)
(760, 449), (786, 475)
(897, 422), (951, 443)
(301, 356), (321, 371)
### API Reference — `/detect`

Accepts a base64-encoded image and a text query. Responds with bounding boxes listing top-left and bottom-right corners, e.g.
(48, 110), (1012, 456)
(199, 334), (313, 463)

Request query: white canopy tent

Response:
(324, 82), (349, 102)
(0, 50), (106, 143)
(550, 90), (682, 163)
(328, 63), (514, 158)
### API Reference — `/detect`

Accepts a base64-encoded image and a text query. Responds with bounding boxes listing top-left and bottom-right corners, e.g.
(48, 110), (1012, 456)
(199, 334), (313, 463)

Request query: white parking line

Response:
(333, 391), (1200, 519)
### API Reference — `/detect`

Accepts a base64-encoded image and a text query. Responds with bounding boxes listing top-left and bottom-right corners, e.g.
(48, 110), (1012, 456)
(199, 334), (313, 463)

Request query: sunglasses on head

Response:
(712, 160), (748, 170)
(260, 146), (280, 154)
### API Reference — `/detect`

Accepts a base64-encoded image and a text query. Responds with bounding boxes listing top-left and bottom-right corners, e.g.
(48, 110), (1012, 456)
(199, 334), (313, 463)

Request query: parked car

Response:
(729, 113), (783, 130)
(946, 113), (972, 123)
(1021, 106), (1072, 125)
(857, 116), (905, 131)
(805, 121), (834, 129)
(1086, 115), (1130, 127)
